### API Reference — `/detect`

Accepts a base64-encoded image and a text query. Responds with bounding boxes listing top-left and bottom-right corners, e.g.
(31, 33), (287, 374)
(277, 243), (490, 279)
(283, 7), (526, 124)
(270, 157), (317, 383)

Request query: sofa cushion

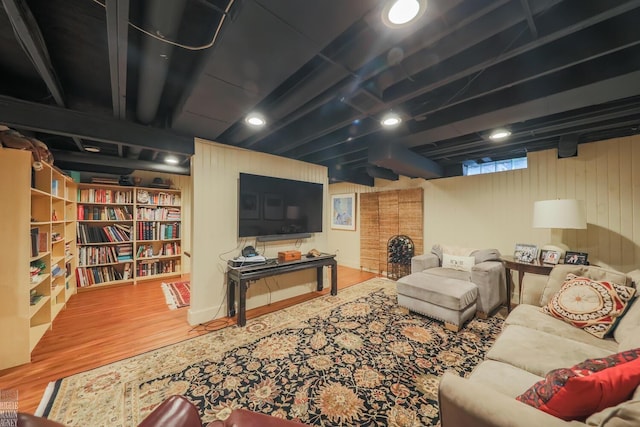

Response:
(586, 401), (640, 427)
(442, 253), (475, 271)
(541, 266), (630, 307)
(542, 274), (636, 339)
(586, 386), (640, 426)
(396, 272), (478, 310)
(420, 267), (471, 282)
(469, 360), (543, 398)
(614, 297), (640, 344)
(486, 325), (614, 377)
(471, 248), (501, 264)
(516, 349), (640, 421)
(505, 304), (618, 352)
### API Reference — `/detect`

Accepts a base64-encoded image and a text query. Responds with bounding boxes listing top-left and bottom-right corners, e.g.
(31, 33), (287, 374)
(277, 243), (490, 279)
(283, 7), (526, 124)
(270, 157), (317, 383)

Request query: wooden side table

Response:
(501, 256), (554, 312)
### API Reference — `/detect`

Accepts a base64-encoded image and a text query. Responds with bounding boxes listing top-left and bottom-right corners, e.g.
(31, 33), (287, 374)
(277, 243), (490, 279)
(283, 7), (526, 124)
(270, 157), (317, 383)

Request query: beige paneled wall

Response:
(189, 139), (329, 325)
(329, 136), (640, 273)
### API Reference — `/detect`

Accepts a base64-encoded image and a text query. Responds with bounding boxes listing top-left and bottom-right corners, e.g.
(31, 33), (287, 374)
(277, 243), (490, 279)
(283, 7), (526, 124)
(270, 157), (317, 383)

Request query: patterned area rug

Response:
(42, 278), (503, 426)
(161, 281), (190, 309)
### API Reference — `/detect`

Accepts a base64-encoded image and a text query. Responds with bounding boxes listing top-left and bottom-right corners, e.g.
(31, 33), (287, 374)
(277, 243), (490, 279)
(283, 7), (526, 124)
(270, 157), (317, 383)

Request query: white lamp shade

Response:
(532, 199), (586, 229)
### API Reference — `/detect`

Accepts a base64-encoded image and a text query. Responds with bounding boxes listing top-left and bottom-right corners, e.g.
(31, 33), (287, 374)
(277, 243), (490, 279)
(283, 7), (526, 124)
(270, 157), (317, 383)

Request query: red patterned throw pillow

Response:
(516, 349), (640, 421)
(542, 273), (636, 338)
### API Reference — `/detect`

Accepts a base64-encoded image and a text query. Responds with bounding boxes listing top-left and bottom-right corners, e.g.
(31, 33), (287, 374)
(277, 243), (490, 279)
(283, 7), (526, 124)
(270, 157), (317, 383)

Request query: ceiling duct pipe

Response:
(136, 0), (188, 124)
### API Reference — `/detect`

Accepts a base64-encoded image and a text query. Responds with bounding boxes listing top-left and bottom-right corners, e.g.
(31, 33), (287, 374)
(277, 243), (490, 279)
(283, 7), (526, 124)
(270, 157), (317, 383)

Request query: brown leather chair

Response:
(18, 395), (201, 427)
(18, 396), (309, 427)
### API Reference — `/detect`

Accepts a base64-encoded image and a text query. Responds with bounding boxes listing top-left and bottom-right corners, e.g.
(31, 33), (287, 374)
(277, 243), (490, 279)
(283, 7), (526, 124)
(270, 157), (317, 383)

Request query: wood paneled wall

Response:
(360, 188), (423, 274)
(329, 136), (640, 273)
(189, 139), (329, 325)
(424, 137), (639, 272)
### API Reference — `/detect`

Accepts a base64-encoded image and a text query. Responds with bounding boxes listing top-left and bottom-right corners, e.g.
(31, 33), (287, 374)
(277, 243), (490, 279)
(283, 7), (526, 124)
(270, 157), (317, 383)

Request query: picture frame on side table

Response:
(565, 251), (589, 265)
(540, 249), (561, 265)
(331, 193), (356, 231)
(514, 243), (538, 263)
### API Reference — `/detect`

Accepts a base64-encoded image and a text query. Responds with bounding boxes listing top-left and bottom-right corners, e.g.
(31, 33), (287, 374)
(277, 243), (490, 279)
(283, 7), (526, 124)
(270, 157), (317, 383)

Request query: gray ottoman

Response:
(397, 272), (478, 332)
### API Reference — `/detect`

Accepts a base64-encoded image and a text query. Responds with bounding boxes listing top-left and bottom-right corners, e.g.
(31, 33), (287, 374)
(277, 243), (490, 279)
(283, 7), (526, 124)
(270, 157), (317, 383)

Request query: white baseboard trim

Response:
(187, 303), (226, 326)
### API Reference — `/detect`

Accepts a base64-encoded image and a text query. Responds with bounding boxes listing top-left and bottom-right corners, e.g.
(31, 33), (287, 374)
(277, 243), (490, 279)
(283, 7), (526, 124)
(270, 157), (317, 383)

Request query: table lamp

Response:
(532, 199), (587, 257)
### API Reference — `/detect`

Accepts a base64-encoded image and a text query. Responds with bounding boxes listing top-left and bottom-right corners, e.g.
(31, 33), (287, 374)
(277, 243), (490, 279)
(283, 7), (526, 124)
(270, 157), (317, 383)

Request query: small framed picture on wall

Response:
(331, 193), (356, 231)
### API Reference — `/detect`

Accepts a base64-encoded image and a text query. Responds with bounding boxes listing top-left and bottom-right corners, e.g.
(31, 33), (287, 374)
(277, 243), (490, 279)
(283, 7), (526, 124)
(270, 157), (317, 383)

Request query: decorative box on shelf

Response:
(278, 250), (301, 262)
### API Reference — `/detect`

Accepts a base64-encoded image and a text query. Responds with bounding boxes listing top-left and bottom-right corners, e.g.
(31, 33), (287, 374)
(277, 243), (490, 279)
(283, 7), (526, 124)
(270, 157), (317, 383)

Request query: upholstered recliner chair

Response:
(397, 244), (506, 331)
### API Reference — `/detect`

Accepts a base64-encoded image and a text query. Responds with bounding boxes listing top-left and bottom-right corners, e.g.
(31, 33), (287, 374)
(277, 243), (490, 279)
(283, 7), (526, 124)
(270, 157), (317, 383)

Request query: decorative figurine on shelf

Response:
(52, 209), (58, 221)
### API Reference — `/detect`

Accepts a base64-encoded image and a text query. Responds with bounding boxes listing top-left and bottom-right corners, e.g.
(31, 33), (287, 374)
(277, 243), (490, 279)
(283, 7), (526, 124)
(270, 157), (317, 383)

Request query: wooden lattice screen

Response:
(360, 188), (423, 274)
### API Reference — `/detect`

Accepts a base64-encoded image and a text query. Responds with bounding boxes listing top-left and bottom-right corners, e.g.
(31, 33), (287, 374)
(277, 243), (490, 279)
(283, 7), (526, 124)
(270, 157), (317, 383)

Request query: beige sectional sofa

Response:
(439, 264), (640, 427)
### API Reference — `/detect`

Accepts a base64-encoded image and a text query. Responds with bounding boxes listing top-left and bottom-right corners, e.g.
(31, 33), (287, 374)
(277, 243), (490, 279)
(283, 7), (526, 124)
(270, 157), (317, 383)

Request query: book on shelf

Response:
(122, 263), (131, 280)
(38, 231), (49, 253)
(91, 177), (119, 185)
(30, 228), (39, 257)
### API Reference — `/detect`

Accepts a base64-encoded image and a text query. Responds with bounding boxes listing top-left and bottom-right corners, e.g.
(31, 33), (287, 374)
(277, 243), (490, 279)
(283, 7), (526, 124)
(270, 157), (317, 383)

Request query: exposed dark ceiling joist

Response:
(1, 0), (64, 105)
(105, 0), (129, 120)
(2, 0), (87, 152)
(1, 0), (639, 182)
(51, 149), (190, 175)
(0, 95), (194, 154)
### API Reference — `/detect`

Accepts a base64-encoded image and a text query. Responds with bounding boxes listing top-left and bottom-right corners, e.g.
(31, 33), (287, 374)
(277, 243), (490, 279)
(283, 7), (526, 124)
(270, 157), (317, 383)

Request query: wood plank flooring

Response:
(0, 266), (377, 414)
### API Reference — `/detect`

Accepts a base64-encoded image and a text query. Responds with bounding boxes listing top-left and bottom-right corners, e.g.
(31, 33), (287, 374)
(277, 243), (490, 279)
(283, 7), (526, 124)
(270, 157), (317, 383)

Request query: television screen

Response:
(238, 173), (323, 238)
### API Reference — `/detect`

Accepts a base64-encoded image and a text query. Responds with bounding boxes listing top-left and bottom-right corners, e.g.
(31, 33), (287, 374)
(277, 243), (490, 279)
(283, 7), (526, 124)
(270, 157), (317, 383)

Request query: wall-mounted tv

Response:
(238, 173), (323, 238)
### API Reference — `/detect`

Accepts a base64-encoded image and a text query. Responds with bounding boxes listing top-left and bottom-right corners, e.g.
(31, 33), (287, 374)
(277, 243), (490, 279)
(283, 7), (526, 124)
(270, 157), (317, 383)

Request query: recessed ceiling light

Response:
(165, 155), (179, 165)
(489, 128), (512, 140)
(382, 0), (426, 28)
(381, 113), (402, 127)
(84, 146), (100, 153)
(245, 113), (266, 126)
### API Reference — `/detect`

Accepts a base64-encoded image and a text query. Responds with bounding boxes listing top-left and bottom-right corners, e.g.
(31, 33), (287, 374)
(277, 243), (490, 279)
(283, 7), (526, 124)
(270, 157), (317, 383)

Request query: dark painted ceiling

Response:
(1, 0), (639, 185)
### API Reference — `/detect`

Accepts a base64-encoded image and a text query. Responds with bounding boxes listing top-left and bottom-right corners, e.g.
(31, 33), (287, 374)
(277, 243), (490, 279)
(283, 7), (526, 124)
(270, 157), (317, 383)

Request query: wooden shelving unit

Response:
(0, 149), (77, 370)
(75, 184), (182, 290)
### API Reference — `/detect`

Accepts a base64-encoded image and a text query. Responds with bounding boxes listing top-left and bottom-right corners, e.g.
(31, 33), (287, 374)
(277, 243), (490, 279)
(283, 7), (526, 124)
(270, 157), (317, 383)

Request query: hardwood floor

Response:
(0, 266), (377, 414)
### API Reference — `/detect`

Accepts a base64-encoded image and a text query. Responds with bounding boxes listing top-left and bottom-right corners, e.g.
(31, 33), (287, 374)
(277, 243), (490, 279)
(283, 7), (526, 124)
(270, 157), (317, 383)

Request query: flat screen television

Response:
(238, 173), (323, 238)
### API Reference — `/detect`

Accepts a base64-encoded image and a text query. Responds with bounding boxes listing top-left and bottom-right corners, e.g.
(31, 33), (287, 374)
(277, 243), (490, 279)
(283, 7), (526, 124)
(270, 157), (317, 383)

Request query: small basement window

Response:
(463, 157), (527, 176)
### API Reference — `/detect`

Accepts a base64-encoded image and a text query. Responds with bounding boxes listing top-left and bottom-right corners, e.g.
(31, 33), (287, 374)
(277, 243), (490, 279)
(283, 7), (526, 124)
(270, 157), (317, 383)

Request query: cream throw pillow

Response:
(442, 253), (475, 272)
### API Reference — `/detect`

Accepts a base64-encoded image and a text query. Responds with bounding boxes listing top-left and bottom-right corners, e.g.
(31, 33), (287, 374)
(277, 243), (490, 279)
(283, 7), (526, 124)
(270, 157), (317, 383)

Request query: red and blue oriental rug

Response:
(40, 277), (503, 426)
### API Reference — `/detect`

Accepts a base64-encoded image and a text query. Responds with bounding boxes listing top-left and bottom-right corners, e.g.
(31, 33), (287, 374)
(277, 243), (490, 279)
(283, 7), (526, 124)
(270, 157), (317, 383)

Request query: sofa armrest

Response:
(627, 269), (640, 287)
(471, 261), (505, 314)
(411, 253), (439, 273)
(439, 372), (584, 427)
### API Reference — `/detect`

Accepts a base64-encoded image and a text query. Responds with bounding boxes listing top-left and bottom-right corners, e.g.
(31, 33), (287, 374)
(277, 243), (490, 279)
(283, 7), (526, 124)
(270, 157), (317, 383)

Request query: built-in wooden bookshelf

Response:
(0, 149), (77, 370)
(75, 184), (182, 291)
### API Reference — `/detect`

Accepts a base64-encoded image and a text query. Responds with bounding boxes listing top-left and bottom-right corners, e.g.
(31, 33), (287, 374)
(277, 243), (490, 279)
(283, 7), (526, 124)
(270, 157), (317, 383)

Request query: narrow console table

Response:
(227, 254), (337, 326)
